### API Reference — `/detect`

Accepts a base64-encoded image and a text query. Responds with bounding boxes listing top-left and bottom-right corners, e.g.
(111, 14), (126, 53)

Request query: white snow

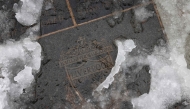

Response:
(93, 0), (190, 109)
(0, 38), (42, 109)
(133, 0), (154, 22)
(132, 0), (190, 109)
(132, 47), (182, 109)
(134, 7), (154, 22)
(95, 39), (136, 92)
(14, 66), (34, 92)
(14, 0), (44, 26)
(0, 0), (43, 108)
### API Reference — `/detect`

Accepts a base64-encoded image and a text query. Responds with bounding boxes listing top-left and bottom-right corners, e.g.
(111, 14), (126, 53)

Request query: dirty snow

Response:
(0, 0), (43, 108)
(132, 0), (190, 109)
(94, 0), (190, 109)
(0, 38), (42, 109)
(14, 0), (44, 26)
(95, 39), (136, 92)
(134, 7), (154, 22)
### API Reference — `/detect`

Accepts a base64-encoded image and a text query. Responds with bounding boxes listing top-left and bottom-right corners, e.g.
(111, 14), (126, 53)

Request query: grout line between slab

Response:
(151, 0), (168, 41)
(66, 0), (77, 26)
(37, 1), (154, 39)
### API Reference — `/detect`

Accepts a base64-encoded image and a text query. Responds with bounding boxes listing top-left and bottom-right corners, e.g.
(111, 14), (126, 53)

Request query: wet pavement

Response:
(0, 0), (189, 109)
(36, 1), (165, 108)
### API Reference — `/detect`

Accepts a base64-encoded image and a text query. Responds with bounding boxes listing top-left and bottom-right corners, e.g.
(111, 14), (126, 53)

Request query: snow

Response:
(131, 0), (154, 23)
(0, 0), (43, 108)
(132, 47), (182, 109)
(131, 0), (190, 109)
(95, 39), (136, 92)
(14, 0), (44, 26)
(93, 0), (190, 109)
(134, 6), (154, 22)
(14, 66), (34, 92)
(0, 38), (42, 109)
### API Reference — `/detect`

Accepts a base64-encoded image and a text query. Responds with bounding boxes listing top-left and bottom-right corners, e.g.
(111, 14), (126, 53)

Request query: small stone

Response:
(106, 18), (116, 28)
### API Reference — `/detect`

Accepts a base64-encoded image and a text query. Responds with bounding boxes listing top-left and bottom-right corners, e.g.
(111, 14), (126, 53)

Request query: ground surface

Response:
(36, 1), (165, 109)
(0, 0), (188, 109)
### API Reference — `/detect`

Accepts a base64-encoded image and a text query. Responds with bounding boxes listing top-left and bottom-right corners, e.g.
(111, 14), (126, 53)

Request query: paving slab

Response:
(40, 0), (73, 35)
(35, 3), (166, 109)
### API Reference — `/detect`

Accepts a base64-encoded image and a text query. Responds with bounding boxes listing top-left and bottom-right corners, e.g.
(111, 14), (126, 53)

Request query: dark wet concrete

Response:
(35, 3), (165, 109)
(69, 0), (134, 23)
(40, 0), (73, 35)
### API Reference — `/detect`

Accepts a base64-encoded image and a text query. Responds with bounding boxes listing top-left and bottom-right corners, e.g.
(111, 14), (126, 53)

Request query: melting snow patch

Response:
(131, 0), (190, 109)
(94, 0), (190, 108)
(134, 7), (154, 22)
(95, 39), (136, 92)
(14, 0), (44, 26)
(0, 38), (42, 109)
(132, 46), (182, 109)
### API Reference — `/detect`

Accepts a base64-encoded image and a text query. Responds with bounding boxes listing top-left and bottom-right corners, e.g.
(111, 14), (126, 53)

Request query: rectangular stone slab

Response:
(35, 3), (166, 109)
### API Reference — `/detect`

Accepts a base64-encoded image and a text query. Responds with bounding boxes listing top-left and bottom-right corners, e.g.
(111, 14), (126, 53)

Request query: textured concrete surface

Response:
(35, 3), (166, 108)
